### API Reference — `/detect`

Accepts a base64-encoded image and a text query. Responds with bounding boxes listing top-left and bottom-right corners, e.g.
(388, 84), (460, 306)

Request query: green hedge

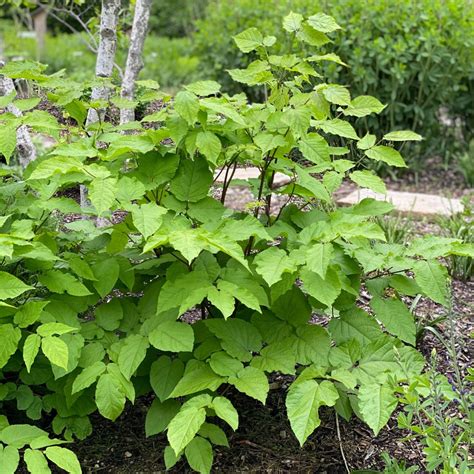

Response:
(194, 0), (474, 164)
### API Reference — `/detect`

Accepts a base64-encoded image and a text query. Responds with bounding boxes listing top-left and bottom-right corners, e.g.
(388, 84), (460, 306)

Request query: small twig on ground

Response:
(335, 413), (350, 474)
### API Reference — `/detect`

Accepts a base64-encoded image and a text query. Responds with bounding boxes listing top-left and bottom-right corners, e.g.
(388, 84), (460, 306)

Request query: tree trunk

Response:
(0, 60), (37, 168)
(82, 0), (120, 212)
(86, 0), (121, 126)
(120, 0), (152, 125)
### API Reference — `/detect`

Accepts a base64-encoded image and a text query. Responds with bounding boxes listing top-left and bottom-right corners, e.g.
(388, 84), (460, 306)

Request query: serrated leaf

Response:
(350, 170), (386, 194)
(317, 119), (358, 140)
(0, 323), (21, 368)
(358, 383), (397, 435)
(44, 447), (81, 474)
(132, 202), (167, 238)
(95, 373), (125, 421)
(254, 132), (288, 155)
(254, 247), (296, 287)
(0, 271), (33, 300)
(72, 361), (106, 393)
(414, 259), (449, 306)
(185, 436), (213, 474)
(170, 362), (224, 397)
(233, 27), (263, 53)
(383, 131), (422, 142)
(118, 334), (149, 379)
(370, 297), (415, 345)
(170, 159), (213, 202)
(305, 243), (333, 278)
(228, 366), (269, 403)
(322, 84), (351, 106)
(167, 406), (206, 455)
(199, 423), (229, 447)
(286, 379), (339, 445)
(344, 96), (386, 117)
(41, 336), (69, 369)
(357, 133), (377, 150)
(145, 398), (180, 437)
(0, 125), (17, 164)
(149, 322), (194, 353)
(185, 80), (221, 96)
(23, 334), (41, 372)
(150, 356), (184, 401)
(365, 146), (406, 167)
(174, 90), (199, 125)
(301, 267), (341, 307)
(92, 259), (120, 297)
(298, 133), (330, 163)
(212, 396), (239, 430)
(0, 424), (47, 448)
(209, 351), (243, 376)
(196, 131), (222, 164)
(89, 177), (117, 216)
(307, 13), (341, 33)
(283, 11), (303, 32)
(328, 308), (382, 346)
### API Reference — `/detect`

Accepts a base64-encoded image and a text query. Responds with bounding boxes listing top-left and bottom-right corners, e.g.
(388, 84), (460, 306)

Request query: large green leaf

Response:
(365, 146), (406, 167)
(41, 336), (69, 369)
(196, 131), (222, 164)
(88, 177), (117, 216)
(212, 397), (238, 430)
(305, 242), (333, 278)
(383, 131), (422, 141)
(23, 334), (41, 372)
(24, 449), (50, 474)
(228, 366), (269, 403)
(132, 203), (167, 238)
(0, 125), (17, 164)
(307, 13), (341, 33)
(286, 379), (339, 445)
(150, 356), (185, 401)
(95, 373), (126, 421)
(170, 361), (224, 397)
(0, 324), (21, 368)
(149, 322), (194, 353)
(298, 133), (330, 163)
(358, 383), (397, 435)
(414, 259), (449, 306)
(328, 308), (382, 346)
(0, 424), (47, 448)
(145, 399), (180, 437)
(44, 447), (81, 474)
(118, 334), (149, 379)
(0, 271), (33, 300)
(174, 90), (199, 125)
(185, 436), (213, 474)
(370, 296), (415, 345)
(170, 159), (213, 203)
(283, 12), (303, 32)
(301, 267), (341, 307)
(167, 405), (206, 455)
(317, 119), (358, 140)
(254, 247), (296, 287)
(350, 170), (386, 194)
(233, 27), (263, 53)
(72, 361), (106, 393)
(0, 445), (19, 474)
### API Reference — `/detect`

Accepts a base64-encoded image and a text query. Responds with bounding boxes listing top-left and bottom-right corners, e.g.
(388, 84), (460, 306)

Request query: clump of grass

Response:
(376, 213), (413, 245)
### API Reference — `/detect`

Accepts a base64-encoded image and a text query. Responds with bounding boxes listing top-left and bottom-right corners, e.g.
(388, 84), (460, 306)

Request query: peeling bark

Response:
(86, 0), (121, 126)
(120, 0), (152, 125)
(0, 61), (36, 168)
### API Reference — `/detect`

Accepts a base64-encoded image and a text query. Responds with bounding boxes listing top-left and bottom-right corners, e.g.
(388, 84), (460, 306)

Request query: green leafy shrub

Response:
(194, 0), (474, 164)
(0, 13), (473, 473)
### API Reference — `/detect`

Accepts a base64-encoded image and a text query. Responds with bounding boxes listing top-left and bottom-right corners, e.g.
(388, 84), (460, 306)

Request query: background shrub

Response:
(194, 0), (474, 165)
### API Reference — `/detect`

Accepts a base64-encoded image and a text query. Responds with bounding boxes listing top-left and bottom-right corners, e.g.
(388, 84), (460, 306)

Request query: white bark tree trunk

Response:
(120, 0), (152, 125)
(86, 0), (121, 126)
(0, 61), (36, 168)
(82, 0), (120, 213)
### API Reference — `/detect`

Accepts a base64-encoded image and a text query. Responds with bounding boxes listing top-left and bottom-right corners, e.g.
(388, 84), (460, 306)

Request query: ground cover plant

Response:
(0, 11), (473, 473)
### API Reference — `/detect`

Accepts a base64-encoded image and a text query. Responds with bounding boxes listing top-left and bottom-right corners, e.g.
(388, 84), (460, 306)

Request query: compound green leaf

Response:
(350, 170), (386, 194)
(307, 13), (341, 33)
(212, 397), (238, 430)
(72, 361), (106, 393)
(23, 334), (41, 373)
(414, 259), (449, 307)
(383, 131), (422, 142)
